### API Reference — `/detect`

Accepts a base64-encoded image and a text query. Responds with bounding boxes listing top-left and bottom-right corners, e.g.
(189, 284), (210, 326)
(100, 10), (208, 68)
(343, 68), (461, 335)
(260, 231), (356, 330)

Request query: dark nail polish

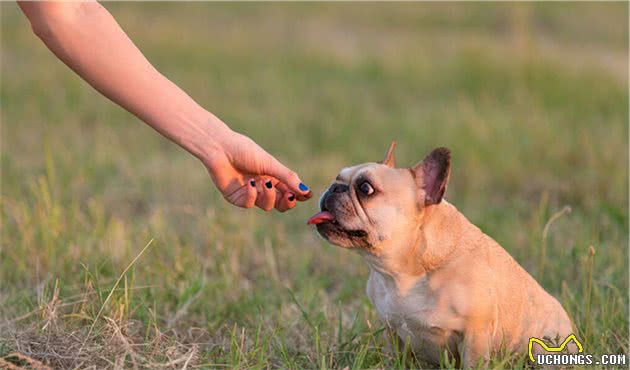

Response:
(250, 180), (256, 187)
(299, 183), (309, 192)
(265, 180), (273, 189)
(288, 194), (295, 201)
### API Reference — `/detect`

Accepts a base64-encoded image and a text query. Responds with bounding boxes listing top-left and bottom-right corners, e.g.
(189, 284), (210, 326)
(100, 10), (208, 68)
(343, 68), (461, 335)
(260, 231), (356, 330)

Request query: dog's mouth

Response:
(307, 202), (341, 226)
(307, 207), (367, 239)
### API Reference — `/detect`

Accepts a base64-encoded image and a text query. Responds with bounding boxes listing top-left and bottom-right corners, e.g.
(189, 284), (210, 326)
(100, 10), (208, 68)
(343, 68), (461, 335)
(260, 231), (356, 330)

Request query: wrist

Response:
(191, 111), (232, 166)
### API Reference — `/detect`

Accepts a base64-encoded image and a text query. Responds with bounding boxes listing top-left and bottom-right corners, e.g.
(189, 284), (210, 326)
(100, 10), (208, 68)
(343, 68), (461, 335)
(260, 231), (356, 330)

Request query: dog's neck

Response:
(362, 200), (467, 294)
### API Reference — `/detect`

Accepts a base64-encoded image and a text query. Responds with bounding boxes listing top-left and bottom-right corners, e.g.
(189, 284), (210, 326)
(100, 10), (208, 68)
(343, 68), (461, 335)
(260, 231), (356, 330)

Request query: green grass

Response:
(1, 2), (628, 369)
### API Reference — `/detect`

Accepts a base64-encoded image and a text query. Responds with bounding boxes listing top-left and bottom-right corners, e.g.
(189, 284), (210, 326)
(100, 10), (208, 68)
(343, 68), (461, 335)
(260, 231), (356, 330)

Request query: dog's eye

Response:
(358, 181), (374, 196)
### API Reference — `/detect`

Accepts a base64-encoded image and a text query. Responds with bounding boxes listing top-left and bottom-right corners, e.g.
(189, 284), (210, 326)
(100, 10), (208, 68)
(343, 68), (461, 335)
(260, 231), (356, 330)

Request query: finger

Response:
(225, 179), (257, 209)
(275, 190), (296, 212)
(275, 182), (309, 202)
(255, 178), (277, 211)
(262, 156), (312, 200)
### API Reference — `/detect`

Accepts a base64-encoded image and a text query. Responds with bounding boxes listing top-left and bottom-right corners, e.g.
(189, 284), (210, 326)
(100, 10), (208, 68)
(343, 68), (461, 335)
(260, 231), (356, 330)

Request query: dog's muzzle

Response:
(307, 183), (348, 225)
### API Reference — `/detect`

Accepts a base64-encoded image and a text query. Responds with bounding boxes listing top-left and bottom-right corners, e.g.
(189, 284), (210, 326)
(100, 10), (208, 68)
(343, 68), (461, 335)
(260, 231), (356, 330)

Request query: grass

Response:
(1, 2), (628, 369)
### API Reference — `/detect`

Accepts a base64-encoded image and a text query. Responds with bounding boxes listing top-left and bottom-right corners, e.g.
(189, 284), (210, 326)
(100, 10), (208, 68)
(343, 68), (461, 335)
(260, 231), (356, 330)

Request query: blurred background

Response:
(1, 3), (628, 368)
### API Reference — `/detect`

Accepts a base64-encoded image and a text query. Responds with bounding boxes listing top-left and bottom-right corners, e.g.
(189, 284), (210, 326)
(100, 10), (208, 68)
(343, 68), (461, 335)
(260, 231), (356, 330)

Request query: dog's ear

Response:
(412, 147), (451, 205)
(381, 141), (397, 168)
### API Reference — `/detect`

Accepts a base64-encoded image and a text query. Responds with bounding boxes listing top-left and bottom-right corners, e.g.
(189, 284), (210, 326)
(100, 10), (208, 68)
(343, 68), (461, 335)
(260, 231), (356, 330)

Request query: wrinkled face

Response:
(308, 144), (451, 252)
(311, 163), (419, 250)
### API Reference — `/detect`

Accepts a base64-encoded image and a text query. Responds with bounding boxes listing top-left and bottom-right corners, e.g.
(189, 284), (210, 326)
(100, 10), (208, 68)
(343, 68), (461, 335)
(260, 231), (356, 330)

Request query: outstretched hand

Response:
(203, 128), (312, 212)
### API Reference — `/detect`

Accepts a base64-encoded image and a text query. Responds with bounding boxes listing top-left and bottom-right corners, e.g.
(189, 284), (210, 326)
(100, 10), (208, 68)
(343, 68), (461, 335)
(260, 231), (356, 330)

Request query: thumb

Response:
(264, 156), (311, 198)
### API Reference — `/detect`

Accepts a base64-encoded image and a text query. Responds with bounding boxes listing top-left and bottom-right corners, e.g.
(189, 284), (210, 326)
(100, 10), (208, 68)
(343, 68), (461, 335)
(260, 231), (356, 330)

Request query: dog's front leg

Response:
(459, 330), (491, 369)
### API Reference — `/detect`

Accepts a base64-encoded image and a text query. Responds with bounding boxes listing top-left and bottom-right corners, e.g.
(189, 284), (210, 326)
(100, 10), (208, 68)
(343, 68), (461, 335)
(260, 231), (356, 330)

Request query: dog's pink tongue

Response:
(307, 211), (334, 225)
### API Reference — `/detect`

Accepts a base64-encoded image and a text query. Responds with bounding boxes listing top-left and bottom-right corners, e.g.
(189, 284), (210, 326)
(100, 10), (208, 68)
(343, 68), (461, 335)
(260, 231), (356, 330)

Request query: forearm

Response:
(19, 1), (225, 162)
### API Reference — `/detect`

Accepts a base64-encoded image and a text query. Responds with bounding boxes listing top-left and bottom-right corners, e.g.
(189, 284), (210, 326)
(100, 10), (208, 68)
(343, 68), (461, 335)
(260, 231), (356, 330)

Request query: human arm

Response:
(18, 1), (311, 211)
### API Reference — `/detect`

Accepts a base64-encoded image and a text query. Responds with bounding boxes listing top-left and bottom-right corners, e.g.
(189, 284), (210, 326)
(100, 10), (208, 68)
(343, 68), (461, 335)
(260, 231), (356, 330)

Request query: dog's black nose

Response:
(330, 183), (349, 193)
(320, 183), (349, 210)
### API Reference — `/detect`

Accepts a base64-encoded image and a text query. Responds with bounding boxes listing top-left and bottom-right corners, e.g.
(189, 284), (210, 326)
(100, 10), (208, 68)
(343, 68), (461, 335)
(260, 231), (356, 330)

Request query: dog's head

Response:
(308, 142), (451, 253)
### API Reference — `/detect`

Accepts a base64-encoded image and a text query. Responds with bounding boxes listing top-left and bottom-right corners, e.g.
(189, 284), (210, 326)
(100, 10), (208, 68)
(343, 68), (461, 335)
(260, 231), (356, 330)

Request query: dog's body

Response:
(363, 200), (573, 366)
(308, 144), (574, 367)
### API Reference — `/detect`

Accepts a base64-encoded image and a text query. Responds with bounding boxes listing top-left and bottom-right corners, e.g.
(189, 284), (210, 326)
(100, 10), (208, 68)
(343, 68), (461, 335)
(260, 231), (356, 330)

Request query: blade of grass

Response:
(79, 238), (154, 355)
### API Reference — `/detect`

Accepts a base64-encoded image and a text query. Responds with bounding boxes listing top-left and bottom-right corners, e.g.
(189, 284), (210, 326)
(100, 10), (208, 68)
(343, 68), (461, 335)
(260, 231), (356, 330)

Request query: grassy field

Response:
(1, 2), (628, 369)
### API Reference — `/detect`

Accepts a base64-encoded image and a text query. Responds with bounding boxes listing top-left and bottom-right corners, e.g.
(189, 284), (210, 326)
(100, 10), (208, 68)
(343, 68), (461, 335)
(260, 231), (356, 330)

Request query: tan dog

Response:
(308, 143), (575, 367)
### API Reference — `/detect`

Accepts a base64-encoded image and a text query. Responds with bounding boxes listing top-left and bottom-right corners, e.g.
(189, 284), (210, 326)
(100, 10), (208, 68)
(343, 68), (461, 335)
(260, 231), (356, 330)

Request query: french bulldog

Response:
(308, 142), (575, 368)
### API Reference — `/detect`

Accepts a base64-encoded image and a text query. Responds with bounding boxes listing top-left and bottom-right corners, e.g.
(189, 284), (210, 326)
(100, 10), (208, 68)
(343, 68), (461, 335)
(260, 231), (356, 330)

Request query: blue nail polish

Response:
(265, 180), (273, 189)
(299, 183), (309, 192)
(250, 180), (256, 187)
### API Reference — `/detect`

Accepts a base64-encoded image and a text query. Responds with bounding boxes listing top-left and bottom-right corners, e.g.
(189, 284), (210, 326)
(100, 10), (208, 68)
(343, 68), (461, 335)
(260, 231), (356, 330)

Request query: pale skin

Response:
(18, 1), (312, 212)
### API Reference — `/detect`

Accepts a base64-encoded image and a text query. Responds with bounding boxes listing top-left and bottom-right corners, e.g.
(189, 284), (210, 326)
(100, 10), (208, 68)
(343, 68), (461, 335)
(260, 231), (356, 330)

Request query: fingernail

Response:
(265, 180), (273, 189)
(250, 180), (256, 187)
(288, 193), (295, 201)
(299, 183), (309, 192)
